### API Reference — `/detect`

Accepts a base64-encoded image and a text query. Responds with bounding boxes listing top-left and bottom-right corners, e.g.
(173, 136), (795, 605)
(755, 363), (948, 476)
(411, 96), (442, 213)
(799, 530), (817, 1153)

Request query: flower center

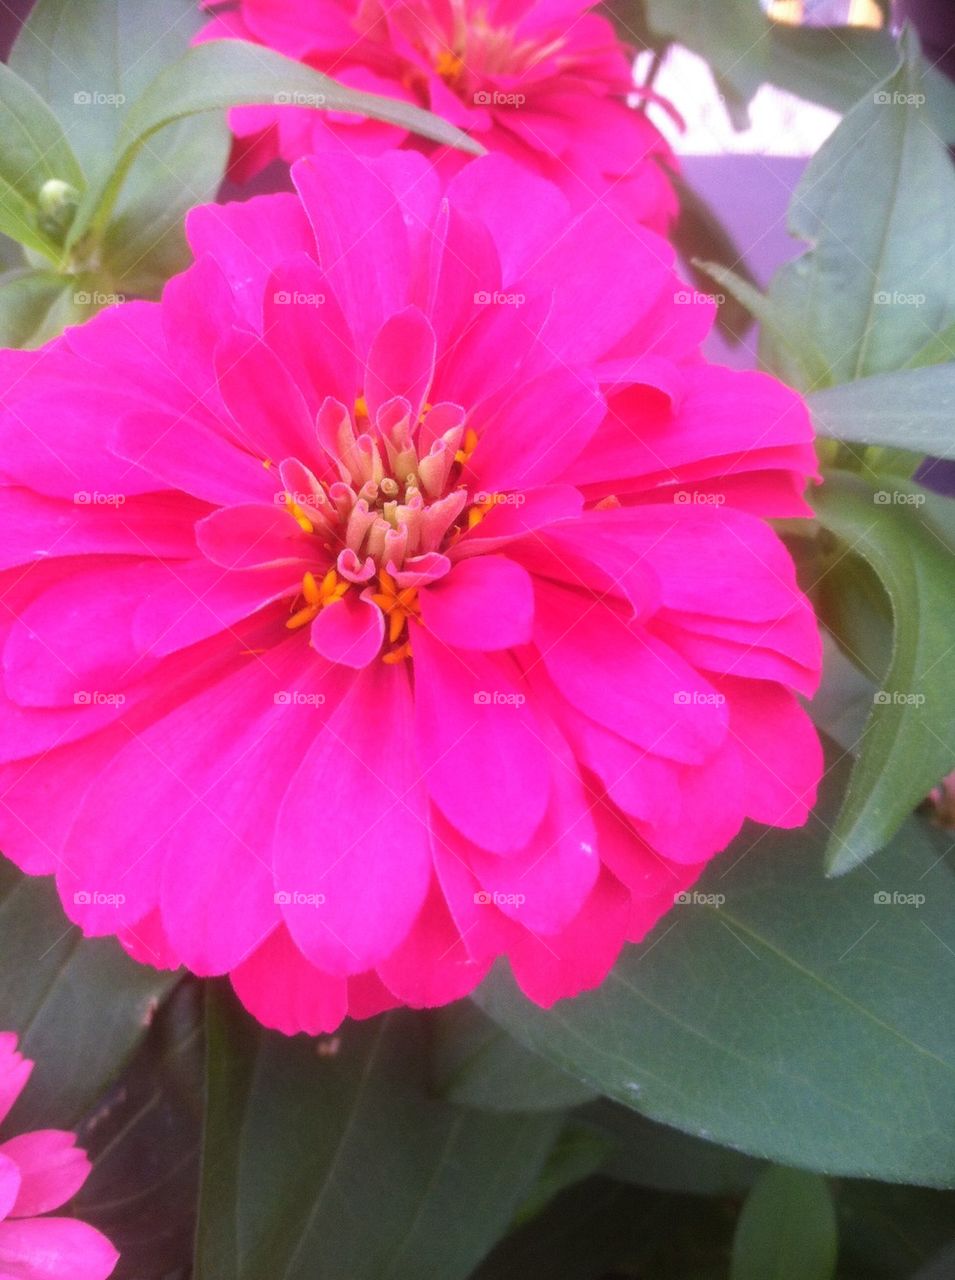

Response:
(277, 393), (482, 660)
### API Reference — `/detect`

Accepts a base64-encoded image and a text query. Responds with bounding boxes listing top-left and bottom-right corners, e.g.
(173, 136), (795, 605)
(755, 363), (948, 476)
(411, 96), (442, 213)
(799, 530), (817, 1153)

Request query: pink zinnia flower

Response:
(0, 152), (821, 1034)
(198, 0), (678, 230)
(0, 1035), (118, 1279)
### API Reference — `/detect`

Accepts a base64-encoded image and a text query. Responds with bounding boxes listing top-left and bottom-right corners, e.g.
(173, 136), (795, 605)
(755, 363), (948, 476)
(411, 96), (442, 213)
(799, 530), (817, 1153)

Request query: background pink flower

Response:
(0, 1035), (118, 1280)
(0, 151), (821, 1035)
(198, 0), (679, 230)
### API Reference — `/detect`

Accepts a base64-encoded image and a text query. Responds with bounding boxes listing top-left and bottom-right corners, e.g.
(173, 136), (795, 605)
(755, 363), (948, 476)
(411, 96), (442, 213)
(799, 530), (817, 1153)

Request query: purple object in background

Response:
(0, 0), (31, 60)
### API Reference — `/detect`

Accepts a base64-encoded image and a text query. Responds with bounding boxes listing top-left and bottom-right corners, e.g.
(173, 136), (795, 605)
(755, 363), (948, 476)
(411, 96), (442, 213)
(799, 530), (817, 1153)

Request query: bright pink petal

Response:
(506, 869), (630, 1006)
(231, 926), (349, 1036)
(0, 1133), (89, 1219)
(0, 1155), (20, 1223)
(276, 661), (431, 974)
(0, 1040), (31, 1128)
(418, 555), (533, 650)
(364, 307), (436, 424)
(376, 878), (491, 1007)
(309, 594), (384, 668)
(0, 1216), (118, 1280)
(411, 626), (551, 853)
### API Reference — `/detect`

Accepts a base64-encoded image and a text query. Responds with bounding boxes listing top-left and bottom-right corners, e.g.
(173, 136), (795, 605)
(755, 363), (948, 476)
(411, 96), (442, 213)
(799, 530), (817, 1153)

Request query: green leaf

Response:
(730, 1166), (837, 1280)
(0, 862), (180, 1132)
(474, 1176), (733, 1280)
(68, 41), (480, 251)
(808, 366), (955, 458)
(904, 320), (955, 370)
(813, 472), (955, 872)
(580, 1100), (763, 1195)
(0, 62), (85, 258)
(643, 0), (770, 98)
(8, 0), (209, 181)
(75, 981), (203, 1279)
(695, 259), (830, 389)
(514, 1122), (612, 1223)
(99, 112), (231, 296)
(195, 992), (560, 1280)
(0, 269), (79, 347)
(475, 758), (955, 1187)
(433, 999), (599, 1112)
(763, 30), (955, 387)
(837, 1181), (955, 1278)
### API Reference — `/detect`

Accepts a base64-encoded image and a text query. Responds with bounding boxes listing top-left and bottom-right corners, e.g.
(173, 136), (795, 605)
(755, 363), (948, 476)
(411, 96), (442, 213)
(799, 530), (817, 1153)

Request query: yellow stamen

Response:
(354, 394), (369, 421)
(467, 493), (496, 529)
(286, 568), (349, 630)
(382, 640), (413, 665)
(370, 569), (421, 651)
(284, 496), (314, 534)
(435, 49), (464, 84)
(454, 426), (479, 465)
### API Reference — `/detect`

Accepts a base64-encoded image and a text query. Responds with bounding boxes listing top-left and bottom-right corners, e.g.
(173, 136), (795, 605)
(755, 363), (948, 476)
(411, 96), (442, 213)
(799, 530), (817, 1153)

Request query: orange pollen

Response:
(454, 426), (480, 466)
(370, 569), (422, 647)
(286, 568), (349, 631)
(435, 49), (465, 85)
